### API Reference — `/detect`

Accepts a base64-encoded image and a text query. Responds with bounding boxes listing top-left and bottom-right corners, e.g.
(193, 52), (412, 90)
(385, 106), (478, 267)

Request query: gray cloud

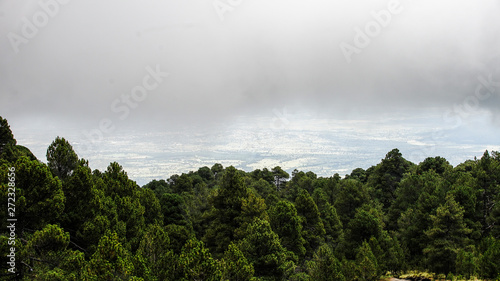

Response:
(1, 0), (500, 130)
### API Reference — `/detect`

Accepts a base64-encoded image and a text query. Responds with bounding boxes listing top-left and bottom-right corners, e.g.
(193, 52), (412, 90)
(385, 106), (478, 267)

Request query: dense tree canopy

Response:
(1, 116), (499, 280)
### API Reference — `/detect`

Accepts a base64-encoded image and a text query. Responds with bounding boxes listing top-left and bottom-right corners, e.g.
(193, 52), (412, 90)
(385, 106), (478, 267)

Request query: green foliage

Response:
(103, 162), (139, 199)
(251, 168), (274, 186)
(60, 162), (103, 251)
(272, 166), (289, 190)
(295, 189), (326, 256)
(19, 225), (85, 280)
(165, 224), (193, 255)
(211, 163), (224, 178)
(46, 136), (78, 180)
(5, 157), (65, 231)
(354, 241), (379, 281)
(205, 166), (250, 255)
(479, 237), (500, 279)
(251, 178), (277, 203)
(83, 232), (137, 280)
(418, 156), (452, 174)
(197, 166), (215, 182)
(237, 218), (293, 280)
(346, 205), (384, 247)
(320, 203), (343, 245)
(423, 194), (472, 274)
(27, 224), (70, 255)
(396, 170), (449, 265)
(368, 148), (413, 210)
(475, 151), (500, 235)
(307, 244), (345, 281)
(172, 173), (194, 193)
(0, 116), (15, 153)
(221, 243), (255, 281)
(334, 179), (370, 226)
(347, 167), (367, 183)
(379, 232), (406, 274)
(2, 118), (500, 280)
(0, 117), (35, 162)
(135, 223), (175, 280)
(160, 192), (188, 226)
(137, 188), (163, 226)
(234, 192), (269, 239)
(177, 238), (222, 281)
(312, 188), (343, 245)
(142, 179), (171, 197)
(269, 200), (306, 259)
(455, 246), (478, 279)
(185, 183), (214, 239)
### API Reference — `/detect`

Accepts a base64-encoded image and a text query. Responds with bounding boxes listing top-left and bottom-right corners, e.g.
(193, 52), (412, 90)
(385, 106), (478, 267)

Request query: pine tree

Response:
(423, 194), (471, 273)
(234, 192), (269, 240)
(368, 148), (413, 210)
(46, 136), (78, 180)
(135, 223), (175, 280)
(23, 224), (86, 280)
(346, 205), (384, 247)
(354, 241), (379, 281)
(83, 232), (136, 280)
(334, 179), (370, 227)
(295, 189), (325, 257)
(455, 247), (478, 279)
(269, 200), (306, 259)
(177, 238), (222, 281)
(237, 218), (293, 280)
(308, 244), (345, 281)
(8, 157), (65, 232)
(479, 237), (500, 279)
(204, 166), (249, 255)
(221, 243), (254, 281)
(312, 189), (343, 245)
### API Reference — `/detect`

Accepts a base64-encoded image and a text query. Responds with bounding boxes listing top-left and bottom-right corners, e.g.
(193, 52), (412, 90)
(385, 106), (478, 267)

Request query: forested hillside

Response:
(1, 116), (499, 280)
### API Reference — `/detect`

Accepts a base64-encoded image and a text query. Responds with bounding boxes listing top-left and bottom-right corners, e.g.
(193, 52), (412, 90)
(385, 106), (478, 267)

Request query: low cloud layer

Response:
(1, 0), (500, 130)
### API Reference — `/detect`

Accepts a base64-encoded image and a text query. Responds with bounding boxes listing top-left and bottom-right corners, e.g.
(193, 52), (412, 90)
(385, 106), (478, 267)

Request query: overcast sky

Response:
(1, 0), (499, 183)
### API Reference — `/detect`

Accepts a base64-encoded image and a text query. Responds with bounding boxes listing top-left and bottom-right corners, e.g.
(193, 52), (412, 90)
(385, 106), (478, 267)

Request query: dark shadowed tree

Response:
(5, 157), (65, 232)
(46, 136), (78, 180)
(0, 116), (15, 155)
(269, 200), (306, 259)
(368, 148), (413, 210)
(204, 166), (249, 255)
(334, 179), (370, 227)
(295, 189), (325, 257)
(418, 156), (452, 174)
(0, 117), (36, 162)
(423, 194), (471, 274)
(237, 218), (294, 280)
(272, 166), (289, 190)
